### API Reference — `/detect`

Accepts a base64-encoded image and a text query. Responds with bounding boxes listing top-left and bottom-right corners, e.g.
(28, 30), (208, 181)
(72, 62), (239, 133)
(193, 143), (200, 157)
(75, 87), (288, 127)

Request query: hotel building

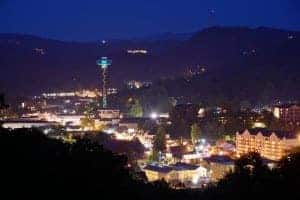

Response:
(236, 129), (300, 161)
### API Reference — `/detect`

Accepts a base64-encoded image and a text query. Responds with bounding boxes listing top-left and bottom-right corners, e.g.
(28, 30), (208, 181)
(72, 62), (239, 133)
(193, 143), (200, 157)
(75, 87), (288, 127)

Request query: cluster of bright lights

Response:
(194, 139), (211, 157)
(115, 133), (134, 141)
(273, 107), (280, 119)
(128, 128), (135, 134)
(97, 57), (112, 69)
(104, 128), (115, 134)
(75, 90), (99, 98)
(127, 49), (148, 54)
(252, 122), (266, 128)
(43, 128), (52, 135)
(42, 92), (75, 98)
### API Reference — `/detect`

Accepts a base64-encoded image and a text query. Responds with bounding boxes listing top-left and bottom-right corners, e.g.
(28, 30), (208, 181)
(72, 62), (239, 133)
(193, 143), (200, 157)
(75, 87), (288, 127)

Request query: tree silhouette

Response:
(0, 128), (148, 198)
(0, 93), (6, 109)
(152, 126), (167, 161)
(190, 123), (200, 144)
(3, 128), (300, 199)
(129, 99), (143, 118)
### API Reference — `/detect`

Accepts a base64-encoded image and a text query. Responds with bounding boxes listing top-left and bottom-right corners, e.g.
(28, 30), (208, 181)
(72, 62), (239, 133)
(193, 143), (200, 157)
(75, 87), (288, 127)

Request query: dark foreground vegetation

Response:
(1, 128), (300, 199)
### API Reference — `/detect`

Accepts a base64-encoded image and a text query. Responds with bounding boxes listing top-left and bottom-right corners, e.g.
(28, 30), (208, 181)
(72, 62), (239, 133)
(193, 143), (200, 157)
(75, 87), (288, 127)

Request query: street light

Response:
(150, 112), (158, 119)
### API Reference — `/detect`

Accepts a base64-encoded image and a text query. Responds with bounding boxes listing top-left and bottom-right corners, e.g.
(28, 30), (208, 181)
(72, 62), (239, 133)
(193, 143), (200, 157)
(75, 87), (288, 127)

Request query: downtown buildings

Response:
(273, 104), (300, 126)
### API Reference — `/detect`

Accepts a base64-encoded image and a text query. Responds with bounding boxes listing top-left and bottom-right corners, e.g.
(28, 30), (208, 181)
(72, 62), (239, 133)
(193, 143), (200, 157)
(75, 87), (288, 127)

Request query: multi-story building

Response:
(1, 119), (58, 129)
(273, 104), (300, 126)
(143, 163), (208, 187)
(98, 109), (120, 119)
(236, 129), (300, 161)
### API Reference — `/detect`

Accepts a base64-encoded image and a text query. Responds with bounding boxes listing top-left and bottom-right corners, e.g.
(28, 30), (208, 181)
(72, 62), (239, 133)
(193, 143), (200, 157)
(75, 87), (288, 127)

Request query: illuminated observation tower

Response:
(96, 57), (112, 108)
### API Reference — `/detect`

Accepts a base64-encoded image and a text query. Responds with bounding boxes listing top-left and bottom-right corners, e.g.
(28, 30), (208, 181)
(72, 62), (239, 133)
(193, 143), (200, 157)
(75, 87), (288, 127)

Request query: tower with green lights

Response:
(96, 57), (112, 108)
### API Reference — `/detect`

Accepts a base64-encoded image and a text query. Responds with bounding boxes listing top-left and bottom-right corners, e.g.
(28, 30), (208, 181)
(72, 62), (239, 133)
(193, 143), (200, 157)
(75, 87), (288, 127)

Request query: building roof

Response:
(57, 114), (84, 117)
(204, 155), (234, 164)
(144, 163), (200, 173)
(99, 118), (116, 122)
(144, 164), (172, 173)
(66, 125), (81, 129)
(170, 163), (199, 171)
(262, 158), (278, 165)
(98, 108), (120, 111)
(238, 128), (295, 139)
(116, 126), (128, 132)
(120, 118), (147, 124)
(1, 119), (54, 124)
(275, 103), (300, 109)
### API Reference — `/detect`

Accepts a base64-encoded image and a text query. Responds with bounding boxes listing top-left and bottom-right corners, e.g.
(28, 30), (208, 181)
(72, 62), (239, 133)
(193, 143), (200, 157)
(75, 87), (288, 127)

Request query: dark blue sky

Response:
(0, 0), (299, 41)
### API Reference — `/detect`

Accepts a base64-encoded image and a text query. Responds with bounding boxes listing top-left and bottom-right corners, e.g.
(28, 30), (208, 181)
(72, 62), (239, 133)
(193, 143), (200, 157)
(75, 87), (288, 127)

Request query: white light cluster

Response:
(127, 49), (148, 54)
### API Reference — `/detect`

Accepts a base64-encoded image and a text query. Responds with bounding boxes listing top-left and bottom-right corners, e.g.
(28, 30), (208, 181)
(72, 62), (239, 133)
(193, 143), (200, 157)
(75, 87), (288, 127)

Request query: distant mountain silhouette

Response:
(1, 26), (300, 101)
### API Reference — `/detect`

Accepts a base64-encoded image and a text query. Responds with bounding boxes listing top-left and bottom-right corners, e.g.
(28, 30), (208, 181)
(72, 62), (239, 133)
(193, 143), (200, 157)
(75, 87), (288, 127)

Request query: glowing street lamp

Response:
(150, 112), (158, 119)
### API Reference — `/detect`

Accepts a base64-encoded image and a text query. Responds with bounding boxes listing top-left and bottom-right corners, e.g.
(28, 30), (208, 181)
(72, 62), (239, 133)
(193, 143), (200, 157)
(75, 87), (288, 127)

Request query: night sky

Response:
(0, 0), (300, 41)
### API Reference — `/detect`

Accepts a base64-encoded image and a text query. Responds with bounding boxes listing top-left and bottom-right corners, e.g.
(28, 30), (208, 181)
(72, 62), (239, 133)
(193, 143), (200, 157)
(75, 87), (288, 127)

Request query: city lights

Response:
(1, 2), (300, 195)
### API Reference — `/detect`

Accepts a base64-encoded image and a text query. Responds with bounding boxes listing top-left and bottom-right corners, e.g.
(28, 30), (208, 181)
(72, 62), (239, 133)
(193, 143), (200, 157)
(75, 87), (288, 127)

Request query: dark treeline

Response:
(0, 93), (8, 109)
(1, 128), (300, 199)
(0, 128), (179, 199)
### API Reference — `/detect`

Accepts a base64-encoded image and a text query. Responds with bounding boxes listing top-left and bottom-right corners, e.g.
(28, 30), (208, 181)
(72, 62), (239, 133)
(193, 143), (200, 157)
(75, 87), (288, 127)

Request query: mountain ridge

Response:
(1, 26), (300, 101)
